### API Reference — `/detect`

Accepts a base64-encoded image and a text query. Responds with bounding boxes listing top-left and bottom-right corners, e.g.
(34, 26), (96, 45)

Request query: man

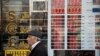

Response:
(27, 30), (47, 56)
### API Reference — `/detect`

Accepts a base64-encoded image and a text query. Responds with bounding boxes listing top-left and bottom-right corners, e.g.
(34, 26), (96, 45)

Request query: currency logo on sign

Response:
(5, 23), (17, 35)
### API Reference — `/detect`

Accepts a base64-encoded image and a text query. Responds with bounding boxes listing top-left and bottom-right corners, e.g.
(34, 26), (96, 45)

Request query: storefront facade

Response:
(0, 0), (100, 56)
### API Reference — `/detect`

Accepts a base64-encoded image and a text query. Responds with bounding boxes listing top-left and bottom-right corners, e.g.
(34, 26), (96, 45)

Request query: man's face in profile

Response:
(27, 35), (37, 45)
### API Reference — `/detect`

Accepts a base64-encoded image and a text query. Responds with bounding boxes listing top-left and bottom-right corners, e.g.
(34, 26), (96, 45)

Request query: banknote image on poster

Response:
(31, 12), (47, 19)
(32, 19), (45, 26)
(67, 15), (81, 49)
(19, 20), (29, 26)
(33, 1), (47, 10)
(95, 15), (100, 49)
(32, 19), (47, 26)
(51, 15), (64, 49)
(31, 12), (47, 26)
(54, 50), (95, 56)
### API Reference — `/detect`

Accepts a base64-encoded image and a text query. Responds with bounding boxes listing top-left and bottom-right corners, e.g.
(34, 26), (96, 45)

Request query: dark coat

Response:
(29, 42), (48, 56)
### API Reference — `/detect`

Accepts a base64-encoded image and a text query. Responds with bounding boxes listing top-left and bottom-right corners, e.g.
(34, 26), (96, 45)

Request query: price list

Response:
(67, 15), (81, 49)
(51, 15), (64, 49)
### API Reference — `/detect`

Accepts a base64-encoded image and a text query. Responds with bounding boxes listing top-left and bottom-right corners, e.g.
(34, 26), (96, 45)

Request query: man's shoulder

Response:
(37, 42), (46, 48)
